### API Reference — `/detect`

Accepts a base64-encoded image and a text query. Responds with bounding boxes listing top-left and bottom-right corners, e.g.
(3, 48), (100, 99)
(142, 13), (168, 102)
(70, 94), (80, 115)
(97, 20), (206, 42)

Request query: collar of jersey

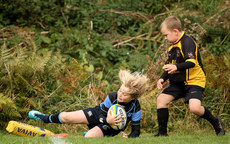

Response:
(168, 31), (185, 51)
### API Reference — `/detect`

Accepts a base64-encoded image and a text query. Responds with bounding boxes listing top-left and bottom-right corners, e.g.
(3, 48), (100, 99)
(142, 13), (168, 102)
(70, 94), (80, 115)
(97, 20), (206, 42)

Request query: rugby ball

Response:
(107, 104), (127, 130)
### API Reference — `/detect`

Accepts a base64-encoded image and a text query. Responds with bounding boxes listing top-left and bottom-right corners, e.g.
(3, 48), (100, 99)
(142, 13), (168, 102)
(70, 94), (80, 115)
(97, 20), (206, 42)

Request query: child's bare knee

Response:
(157, 95), (169, 108)
(157, 94), (174, 108)
(59, 112), (70, 123)
(189, 106), (202, 115)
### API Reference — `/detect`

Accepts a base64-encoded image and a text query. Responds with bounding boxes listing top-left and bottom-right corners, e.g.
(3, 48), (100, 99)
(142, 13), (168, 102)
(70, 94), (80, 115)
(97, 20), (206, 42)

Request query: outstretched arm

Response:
(121, 124), (140, 138)
(128, 125), (140, 138)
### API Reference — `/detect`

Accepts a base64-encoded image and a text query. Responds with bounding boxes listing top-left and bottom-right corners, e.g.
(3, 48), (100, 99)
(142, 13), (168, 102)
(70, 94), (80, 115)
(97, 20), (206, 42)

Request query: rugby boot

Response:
(213, 118), (225, 136)
(154, 133), (169, 137)
(28, 110), (49, 123)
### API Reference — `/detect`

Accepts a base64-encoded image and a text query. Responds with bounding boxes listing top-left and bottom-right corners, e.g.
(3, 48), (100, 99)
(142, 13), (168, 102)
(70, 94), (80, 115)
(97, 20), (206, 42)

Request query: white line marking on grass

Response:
(49, 137), (72, 144)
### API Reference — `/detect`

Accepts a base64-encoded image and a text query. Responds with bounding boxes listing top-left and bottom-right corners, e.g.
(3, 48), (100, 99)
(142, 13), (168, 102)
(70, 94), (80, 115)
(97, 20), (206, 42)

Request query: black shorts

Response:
(82, 105), (120, 136)
(162, 84), (204, 103)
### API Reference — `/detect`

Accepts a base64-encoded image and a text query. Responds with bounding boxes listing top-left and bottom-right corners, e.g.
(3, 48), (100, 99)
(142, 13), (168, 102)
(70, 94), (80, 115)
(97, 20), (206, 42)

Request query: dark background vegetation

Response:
(0, 0), (229, 134)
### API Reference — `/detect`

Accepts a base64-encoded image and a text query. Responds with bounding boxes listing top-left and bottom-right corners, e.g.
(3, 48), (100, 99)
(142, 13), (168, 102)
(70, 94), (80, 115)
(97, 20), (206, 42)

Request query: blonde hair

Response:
(119, 70), (149, 99)
(160, 16), (182, 32)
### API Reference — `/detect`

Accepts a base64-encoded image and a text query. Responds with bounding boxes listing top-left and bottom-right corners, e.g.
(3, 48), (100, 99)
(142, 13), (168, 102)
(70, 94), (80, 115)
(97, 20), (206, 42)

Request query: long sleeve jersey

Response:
(161, 31), (206, 88)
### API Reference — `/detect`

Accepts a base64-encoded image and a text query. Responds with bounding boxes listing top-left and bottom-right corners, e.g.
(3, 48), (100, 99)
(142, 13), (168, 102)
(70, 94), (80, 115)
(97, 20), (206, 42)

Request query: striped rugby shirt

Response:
(99, 91), (141, 132)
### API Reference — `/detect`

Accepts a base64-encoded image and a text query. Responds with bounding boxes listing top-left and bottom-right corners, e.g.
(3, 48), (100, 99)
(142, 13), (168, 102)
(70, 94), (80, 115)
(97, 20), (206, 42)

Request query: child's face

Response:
(117, 84), (134, 103)
(161, 26), (180, 44)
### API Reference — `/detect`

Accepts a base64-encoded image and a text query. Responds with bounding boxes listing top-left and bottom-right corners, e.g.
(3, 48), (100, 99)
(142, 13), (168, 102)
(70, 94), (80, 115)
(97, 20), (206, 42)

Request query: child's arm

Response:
(163, 64), (177, 74)
(160, 71), (168, 81)
(122, 122), (140, 138)
(176, 61), (195, 71)
(121, 132), (128, 138)
(128, 124), (140, 138)
(157, 78), (164, 89)
(127, 102), (141, 138)
(163, 61), (195, 74)
(106, 113), (121, 126)
(98, 94), (121, 125)
(157, 71), (168, 89)
(98, 108), (122, 126)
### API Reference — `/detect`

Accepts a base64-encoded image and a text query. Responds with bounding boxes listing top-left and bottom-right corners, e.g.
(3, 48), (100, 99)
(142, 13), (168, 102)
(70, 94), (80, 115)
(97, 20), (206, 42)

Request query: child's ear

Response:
(173, 29), (178, 32)
(173, 29), (180, 35)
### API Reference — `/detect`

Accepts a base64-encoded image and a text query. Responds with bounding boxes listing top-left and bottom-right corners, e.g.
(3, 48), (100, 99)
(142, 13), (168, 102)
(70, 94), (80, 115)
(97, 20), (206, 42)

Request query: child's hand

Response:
(106, 113), (122, 125)
(121, 132), (128, 138)
(157, 78), (164, 89)
(163, 64), (177, 74)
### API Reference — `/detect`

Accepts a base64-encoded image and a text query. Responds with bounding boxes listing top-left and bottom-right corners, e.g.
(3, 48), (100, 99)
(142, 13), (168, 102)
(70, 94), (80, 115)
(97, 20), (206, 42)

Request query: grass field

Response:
(0, 130), (229, 144)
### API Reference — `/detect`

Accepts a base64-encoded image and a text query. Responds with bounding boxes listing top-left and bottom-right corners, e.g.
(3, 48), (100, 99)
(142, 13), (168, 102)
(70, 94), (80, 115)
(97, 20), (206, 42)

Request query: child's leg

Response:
(60, 110), (89, 124)
(29, 110), (89, 124)
(156, 93), (174, 136)
(157, 93), (174, 109)
(84, 126), (104, 138)
(189, 99), (225, 136)
(188, 99), (205, 116)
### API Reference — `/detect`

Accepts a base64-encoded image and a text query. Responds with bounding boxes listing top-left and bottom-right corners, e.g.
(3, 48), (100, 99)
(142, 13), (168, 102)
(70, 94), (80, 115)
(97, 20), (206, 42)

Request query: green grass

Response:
(0, 130), (229, 144)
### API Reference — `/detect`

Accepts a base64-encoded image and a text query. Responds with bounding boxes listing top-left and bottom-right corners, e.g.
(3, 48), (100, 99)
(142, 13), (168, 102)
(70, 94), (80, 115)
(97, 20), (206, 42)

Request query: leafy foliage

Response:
(0, 93), (21, 128)
(0, 0), (230, 132)
(202, 53), (230, 125)
(202, 26), (230, 56)
(0, 36), (102, 128)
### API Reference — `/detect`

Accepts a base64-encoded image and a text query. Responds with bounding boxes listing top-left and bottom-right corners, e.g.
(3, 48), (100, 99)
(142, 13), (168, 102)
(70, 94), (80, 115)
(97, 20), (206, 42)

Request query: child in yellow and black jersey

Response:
(155, 16), (225, 137)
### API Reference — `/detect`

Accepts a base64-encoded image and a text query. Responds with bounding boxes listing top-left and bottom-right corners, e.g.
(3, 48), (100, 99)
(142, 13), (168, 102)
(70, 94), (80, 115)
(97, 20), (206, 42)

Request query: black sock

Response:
(157, 108), (169, 134)
(35, 113), (63, 124)
(201, 107), (218, 126)
(49, 113), (63, 124)
(35, 114), (50, 123)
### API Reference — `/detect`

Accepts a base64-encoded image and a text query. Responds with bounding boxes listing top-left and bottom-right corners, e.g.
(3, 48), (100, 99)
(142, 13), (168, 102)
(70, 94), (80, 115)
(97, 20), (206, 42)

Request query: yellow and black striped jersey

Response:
(161, 32), (206, 88)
